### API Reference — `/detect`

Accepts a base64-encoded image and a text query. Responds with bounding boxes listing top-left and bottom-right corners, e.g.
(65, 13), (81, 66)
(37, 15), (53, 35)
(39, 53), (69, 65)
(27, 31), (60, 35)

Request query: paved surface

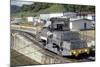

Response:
(11, 49), (40, 66)
(17, 31), (75, 63)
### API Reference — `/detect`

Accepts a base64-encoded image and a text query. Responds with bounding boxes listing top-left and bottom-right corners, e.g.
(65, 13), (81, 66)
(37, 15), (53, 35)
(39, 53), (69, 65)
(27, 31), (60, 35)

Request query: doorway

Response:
(84, 23), (87, 30)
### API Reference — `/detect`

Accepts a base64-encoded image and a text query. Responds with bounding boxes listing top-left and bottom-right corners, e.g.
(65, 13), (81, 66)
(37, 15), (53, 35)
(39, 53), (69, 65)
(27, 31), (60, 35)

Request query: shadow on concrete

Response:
(11, 49), (40, 67)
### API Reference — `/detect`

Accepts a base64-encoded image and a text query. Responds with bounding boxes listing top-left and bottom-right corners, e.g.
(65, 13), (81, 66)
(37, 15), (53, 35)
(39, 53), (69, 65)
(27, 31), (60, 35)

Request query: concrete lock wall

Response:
(11, 33), (67, 64)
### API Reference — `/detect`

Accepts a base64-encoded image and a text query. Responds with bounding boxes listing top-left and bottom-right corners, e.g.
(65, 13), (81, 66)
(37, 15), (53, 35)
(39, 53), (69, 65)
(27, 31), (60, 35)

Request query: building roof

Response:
(71, 19), (93, 23)
(77, 12), (95, 16)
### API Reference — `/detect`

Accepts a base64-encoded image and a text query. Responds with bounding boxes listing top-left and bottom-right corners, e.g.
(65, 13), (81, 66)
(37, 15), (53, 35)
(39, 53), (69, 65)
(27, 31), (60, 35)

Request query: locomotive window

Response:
(70, 40), (86, 50)
(57, 24), (63, 30)
(62, 32), (80, 41)
(65, 23), (69, 27)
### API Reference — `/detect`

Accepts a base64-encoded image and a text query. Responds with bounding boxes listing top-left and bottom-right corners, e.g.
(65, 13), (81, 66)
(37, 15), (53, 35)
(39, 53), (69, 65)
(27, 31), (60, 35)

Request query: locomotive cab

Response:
(37, 17), (90, 56)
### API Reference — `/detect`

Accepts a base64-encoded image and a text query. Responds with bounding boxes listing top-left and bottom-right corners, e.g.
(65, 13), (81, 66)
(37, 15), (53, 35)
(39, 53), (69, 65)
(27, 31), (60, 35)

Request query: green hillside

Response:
(38, 4), (66, 13)
(11, 2), (95, 17)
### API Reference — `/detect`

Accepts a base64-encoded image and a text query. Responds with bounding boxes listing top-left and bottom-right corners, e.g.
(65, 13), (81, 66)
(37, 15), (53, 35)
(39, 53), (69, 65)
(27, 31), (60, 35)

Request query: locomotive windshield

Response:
(53, 31), (80, 41)
(62, 32), (80, 41)
(70, 40), (87, 50)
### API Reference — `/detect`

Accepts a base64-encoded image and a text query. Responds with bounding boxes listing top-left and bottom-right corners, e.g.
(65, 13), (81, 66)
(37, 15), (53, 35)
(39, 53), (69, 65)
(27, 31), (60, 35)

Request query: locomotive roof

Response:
(50, 17), (69, 22)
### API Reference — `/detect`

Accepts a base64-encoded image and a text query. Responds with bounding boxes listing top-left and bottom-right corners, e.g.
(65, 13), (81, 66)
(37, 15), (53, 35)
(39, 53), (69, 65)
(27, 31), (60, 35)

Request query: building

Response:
(86, 14), (95, 21)
(27, 17), (34, 22)
(49, 17), (94, 31)
(40, 13), (63, 20)
(40, 12), (77, 20)
(70, 19), (94, 31)
(11, 18), (22, 24)
(77, 12), (95, 21)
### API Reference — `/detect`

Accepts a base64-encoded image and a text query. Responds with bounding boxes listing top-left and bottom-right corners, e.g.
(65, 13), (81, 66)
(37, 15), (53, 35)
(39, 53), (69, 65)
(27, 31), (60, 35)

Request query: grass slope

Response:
(11, 4), (66, 17)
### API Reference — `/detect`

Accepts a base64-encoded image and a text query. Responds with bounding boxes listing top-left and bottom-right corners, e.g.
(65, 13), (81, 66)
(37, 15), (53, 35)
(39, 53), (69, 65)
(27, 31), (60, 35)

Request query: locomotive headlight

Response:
(79, 50), (81, 53)
(84, 49), (88, 52)
(73, 51), (76, 54)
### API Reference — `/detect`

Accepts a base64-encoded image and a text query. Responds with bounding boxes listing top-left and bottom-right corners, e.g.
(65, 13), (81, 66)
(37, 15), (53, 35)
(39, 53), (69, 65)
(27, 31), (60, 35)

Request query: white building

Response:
(11, 18), (22, 24)
(27, 17), (34, 22)
(86, 14), (95, 20)
(70, 19), (94, 31)
(40, 13), (63, 20)
(40, 12), (77, 20)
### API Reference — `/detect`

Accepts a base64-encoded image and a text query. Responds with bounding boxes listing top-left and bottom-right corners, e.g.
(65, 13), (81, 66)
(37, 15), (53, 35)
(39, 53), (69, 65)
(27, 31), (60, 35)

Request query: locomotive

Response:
(36, 17), (90, 56)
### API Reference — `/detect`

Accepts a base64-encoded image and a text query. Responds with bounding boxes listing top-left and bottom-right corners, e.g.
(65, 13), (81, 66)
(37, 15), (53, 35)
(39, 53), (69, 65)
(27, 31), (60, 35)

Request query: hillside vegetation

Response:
(11, 2), (95, 17)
